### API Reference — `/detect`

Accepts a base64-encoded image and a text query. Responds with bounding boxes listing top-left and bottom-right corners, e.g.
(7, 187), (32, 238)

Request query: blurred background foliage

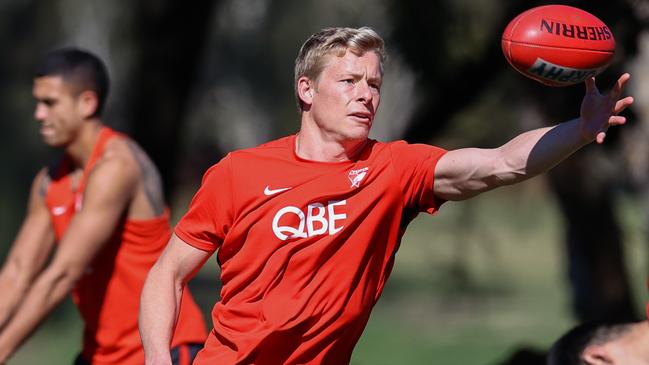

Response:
(1, 0), (649, 364)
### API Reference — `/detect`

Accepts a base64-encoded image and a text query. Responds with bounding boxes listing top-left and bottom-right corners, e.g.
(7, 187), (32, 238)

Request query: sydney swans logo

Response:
(348, 167), (368, 188)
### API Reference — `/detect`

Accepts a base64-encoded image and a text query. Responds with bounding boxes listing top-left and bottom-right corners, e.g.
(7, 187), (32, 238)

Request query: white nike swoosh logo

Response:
(264, 186), (292, 196)
(52, 206), (67, 216)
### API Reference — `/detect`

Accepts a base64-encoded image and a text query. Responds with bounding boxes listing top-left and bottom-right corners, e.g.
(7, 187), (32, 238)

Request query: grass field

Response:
(10, 180), (648, 365)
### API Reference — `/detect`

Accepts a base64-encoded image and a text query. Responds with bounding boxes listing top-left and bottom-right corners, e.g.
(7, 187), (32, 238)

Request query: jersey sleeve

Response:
(389, 141), (447, 214)
(175, 154), (235, 252)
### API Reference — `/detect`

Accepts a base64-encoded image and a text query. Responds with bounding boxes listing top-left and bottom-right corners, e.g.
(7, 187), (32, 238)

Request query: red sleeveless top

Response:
(45, 127), (206, 365)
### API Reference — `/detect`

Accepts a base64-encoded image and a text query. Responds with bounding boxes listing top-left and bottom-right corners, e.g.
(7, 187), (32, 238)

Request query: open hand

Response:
(579, 73), (634, 144)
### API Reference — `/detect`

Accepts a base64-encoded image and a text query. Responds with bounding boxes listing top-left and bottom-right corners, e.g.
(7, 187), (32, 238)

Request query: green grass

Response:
(10, 299), (82, 364)
(8, 181), (648, 365)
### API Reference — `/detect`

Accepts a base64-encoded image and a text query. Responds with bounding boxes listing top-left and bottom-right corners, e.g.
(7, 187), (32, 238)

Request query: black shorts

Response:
(73, 343), (203, 365)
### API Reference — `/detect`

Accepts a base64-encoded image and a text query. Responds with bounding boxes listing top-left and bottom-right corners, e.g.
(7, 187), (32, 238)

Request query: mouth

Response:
(40, 125), (55, 136)
(348, 112), (373, 124)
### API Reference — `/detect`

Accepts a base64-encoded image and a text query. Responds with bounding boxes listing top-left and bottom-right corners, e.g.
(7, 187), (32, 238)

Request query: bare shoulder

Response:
(102, 135), (166, 216)
(103, 137), (138, 164)
(95, 138), (140, 180)
(103, 137), (159, 173)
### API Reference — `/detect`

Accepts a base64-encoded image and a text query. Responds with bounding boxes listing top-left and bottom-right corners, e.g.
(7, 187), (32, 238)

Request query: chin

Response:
(347, 128), (371, 141)
(41, 135), (67, 148)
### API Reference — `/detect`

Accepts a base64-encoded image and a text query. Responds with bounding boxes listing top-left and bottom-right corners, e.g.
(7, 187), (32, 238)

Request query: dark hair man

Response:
(0, 48), (207, 365)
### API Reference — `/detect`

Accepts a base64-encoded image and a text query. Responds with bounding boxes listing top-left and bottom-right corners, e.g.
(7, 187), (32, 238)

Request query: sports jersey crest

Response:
(348, 167), (369, 188)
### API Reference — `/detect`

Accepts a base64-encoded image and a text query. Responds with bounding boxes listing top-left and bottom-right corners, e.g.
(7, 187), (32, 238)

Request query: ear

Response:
(297, 76), (314, 107)
(76, 90), (99, 118)
(582, 345), (615, 365)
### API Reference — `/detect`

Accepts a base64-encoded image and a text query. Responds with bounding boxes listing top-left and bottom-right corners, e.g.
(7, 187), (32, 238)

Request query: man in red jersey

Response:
(140, 27), (633, 365)
(0, 48), (206, 365)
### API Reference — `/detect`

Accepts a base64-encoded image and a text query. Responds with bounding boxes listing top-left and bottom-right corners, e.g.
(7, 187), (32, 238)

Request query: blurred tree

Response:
(128, 0), (218, 199)
(526, 0), (643, 323)
(0, 1), (62, 259)
(388, 0), (532, 143)
(388, 0), (645, 323)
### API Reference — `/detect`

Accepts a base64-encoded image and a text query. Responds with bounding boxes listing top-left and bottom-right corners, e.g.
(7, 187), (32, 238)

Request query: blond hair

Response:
(294, 27), (386, 111)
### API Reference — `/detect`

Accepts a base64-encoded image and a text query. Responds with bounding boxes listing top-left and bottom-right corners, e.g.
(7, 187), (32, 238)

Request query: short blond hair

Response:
(294, 27), (386, 111)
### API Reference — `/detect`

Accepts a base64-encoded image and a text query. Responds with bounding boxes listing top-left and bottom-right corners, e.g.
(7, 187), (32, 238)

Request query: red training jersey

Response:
(45, 127), (207, 365)
(175, 135), (446, 364)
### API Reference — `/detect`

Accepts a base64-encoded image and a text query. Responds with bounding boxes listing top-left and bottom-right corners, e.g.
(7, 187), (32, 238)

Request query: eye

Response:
(341, 79), (354, 84)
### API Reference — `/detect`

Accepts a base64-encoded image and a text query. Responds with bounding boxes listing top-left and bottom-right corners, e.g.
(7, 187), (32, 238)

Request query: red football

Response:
(502, 5), (615, 87)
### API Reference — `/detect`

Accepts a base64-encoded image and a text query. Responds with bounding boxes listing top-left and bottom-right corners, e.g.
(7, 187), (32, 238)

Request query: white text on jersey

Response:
(272, 200), (347, 240)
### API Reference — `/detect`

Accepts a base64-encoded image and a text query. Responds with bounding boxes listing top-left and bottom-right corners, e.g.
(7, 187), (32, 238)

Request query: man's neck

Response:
(64, 120), (103, 168)
(295, 117), (368, 163)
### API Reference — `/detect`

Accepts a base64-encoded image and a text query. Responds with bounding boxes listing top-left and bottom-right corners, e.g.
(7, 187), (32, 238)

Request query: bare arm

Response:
(434, 74), (634, 201)
(140, 234), (211, 365)
(0, 156), (138, 362)
(0, 170), (56, 330)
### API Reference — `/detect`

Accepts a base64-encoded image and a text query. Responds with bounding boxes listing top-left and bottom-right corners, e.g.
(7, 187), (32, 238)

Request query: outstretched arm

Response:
(140, 234), (211, 365)
(434, 73), (634, 201)
(0, 170), (56, 331)
(0, 156), (138, 363)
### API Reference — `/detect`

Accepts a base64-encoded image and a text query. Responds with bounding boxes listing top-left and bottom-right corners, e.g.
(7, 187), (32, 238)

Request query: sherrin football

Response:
(502, 5), (615, 87)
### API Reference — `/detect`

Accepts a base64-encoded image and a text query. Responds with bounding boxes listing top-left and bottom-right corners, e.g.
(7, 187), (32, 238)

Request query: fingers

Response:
(596, 116), (626, 145)
(609, 115), (627, 126)
(607, 73), (630, 101)
(614, 96), (634, 114)
(581, 73), (631, 145)
(614, 73), (631, 93)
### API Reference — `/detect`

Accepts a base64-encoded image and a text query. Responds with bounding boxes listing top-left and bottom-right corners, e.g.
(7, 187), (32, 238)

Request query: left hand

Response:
(579, 73), (634, 144)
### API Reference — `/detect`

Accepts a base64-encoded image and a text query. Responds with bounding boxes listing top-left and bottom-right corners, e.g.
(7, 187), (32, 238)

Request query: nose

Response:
(355, 80), (373, 104)
(34, 103), (47, 121)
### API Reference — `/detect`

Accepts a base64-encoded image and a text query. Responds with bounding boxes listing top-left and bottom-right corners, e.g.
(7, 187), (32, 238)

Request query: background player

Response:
(139, 27), (633, 364)
(548, 319), (649, 365)
(0, 48), (206, 364)
(548, 283), (649, 365)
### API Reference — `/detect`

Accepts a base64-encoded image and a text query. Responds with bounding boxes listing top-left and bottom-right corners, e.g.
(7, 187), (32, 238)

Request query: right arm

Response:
(434, 74), (633, 201)
(0, 170), (56, 330)
(140, 233), (212, 365)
